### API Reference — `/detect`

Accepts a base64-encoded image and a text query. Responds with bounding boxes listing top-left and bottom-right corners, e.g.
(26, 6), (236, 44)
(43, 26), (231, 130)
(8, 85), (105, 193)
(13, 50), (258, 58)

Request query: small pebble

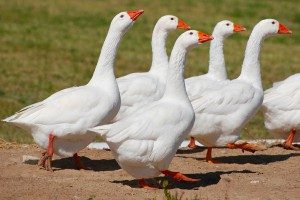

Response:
(250, 180), (260, 184)
(222, 176), (232, 182)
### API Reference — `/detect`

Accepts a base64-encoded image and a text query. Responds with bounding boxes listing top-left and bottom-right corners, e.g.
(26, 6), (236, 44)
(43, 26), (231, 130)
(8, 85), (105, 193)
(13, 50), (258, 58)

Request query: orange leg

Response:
(205, 147), (220, 164)
(43, 133), (55, 172)
(37, 133), (55, 172)
(37, 151), (47, 167)
(73, 153), (87, 170)
(283, 129), (299, 150)
(161, 170), (199, 182)
(138, 179), (157, 189)
(188, 137), (198, 149)
(47, 134), (55, 155)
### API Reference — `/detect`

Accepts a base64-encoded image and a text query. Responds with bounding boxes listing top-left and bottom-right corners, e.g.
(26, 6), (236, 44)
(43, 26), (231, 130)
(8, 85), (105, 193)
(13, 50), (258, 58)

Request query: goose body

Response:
(113, 15), (190, 122)
(185, 20), (246, 148)
(100, 99), (195, 179)
(3, 10), (144, 158)
(115, 72), (165, 122)
(188, 19), (291, 158)
(5, 85), (119, 157)
(262, 73), (300, 142)
(89, 30), (213, 184)
(189, 79), (263, 146)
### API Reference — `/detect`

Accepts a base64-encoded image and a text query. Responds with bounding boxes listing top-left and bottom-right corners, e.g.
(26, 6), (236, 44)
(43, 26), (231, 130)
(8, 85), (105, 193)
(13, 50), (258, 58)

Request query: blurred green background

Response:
(0, 0), (299, 143)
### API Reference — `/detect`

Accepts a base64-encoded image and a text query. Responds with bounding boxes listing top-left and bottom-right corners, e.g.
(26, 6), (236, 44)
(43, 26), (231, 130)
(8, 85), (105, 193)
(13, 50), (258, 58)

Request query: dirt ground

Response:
(0, 144), (299, 200)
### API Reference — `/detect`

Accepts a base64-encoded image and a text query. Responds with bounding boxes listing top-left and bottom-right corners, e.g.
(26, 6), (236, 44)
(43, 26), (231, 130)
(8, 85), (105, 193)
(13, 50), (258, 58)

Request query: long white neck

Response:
(238, 28), (266, 90)
(149, 25), (169, 73)
(207, 32), (227, 80)
(163, 42), (190, 101)
(88, 27), (124, 85)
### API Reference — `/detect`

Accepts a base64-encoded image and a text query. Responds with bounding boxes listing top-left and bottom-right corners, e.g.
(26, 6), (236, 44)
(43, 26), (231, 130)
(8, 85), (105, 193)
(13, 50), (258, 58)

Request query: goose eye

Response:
(120, 15), (124, 18)
(272, 21), (275, 24)
(170, 17), (174, 20)
(189, 32), (193, 35)
(226, 23), (230, 26)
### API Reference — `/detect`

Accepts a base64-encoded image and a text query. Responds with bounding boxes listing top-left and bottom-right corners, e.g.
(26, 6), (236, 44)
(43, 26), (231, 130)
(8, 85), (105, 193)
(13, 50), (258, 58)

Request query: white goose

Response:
(185, 20), (246, 149)
(89, 30), (213, 188)
(262, 73), (300, 150)
(3, 10), (144, 171)
(113, 15), (190, 122)
(187, 19), (292, 163)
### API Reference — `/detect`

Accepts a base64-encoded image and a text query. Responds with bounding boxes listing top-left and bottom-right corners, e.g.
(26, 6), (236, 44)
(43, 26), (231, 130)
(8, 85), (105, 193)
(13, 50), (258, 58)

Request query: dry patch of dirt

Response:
(0, 145), (299, 200)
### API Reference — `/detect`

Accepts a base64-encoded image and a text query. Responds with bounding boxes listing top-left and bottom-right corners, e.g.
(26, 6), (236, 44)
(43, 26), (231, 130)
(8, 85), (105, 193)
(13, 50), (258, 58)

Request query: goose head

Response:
(177, 30), (213, 50)
(213, 20), (246, 38)
(110, 10), (144, 33)
(156, 15), (191, 32)
(252, 19), (292, 38)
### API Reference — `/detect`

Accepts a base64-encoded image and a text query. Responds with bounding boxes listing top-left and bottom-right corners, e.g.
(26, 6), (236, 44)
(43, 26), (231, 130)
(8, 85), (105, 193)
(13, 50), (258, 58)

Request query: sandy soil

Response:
(0, 145), (299, 200)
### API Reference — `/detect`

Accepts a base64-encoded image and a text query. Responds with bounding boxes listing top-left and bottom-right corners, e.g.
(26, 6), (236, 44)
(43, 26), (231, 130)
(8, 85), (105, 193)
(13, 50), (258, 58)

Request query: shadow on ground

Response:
(25, 156), (120, 171)
(176, 146), (206, 154)
(216, 153), (300, 164)
(112, 169), (255, 189)
(177, 152), (300, 165)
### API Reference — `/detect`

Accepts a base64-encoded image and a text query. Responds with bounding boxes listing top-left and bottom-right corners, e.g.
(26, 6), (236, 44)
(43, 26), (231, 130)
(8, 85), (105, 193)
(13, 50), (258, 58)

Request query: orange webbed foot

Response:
(206, 158), (221, 164)
(282, 143), (300, 151)
(44, 155), (53, 172)
(73, 153), (87, 170)
(187, 137), (198, 149)
(161, 170), (199, 182)
(282, 129), (299, 151)
(37, 133), (55, 172)
(227, 141), (266, 153)
(37, 151), (53, 172)
(37, 151), (47, 168)
(138, 179), (157, 189)
(205, 147), (221, 164)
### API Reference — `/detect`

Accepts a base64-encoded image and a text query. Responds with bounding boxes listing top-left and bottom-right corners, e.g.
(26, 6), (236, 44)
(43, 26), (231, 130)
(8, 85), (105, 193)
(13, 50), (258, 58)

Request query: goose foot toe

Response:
(161, 170), (199, 182)
(187, 137), (198, 149)
(138, 179), (157, 189)
(37, 151), (53, 172)
(73, 153), (87, 170)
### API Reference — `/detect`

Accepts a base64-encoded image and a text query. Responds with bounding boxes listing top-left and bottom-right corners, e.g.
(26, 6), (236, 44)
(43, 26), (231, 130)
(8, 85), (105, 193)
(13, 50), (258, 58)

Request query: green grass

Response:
(0, 0), (299, 143)
(161, 180), (203, 200)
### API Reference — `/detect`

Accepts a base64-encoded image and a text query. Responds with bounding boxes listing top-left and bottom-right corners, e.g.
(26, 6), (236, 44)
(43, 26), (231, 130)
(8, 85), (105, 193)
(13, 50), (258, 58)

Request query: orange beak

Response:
(177, 19), (191, 30)
(198, 32), (214, 44)
(127, 10), (144, 21)
(233, 24), (246, 32)
(278, 23), (292, 34)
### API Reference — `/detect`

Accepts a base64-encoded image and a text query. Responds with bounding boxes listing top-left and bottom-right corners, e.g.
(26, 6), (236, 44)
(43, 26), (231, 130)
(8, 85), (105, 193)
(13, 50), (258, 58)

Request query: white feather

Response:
(3, 11), (138, 157)
(262, 73), (300, 141)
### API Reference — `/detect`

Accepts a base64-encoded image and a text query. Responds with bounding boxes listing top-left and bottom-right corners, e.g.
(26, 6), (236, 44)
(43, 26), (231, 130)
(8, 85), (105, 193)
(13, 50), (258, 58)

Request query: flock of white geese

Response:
(3, 10), (299, 188)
